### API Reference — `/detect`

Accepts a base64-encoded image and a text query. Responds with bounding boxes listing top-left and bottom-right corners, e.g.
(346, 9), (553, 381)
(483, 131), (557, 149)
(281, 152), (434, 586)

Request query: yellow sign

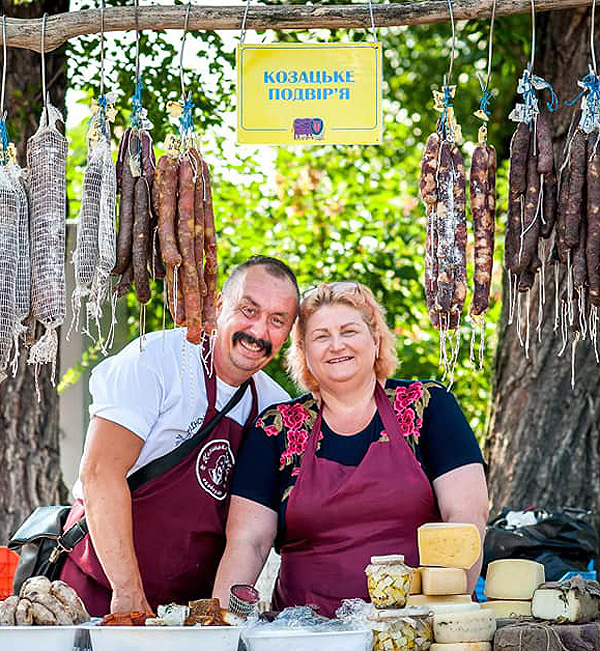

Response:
(237, 43), (382, 145)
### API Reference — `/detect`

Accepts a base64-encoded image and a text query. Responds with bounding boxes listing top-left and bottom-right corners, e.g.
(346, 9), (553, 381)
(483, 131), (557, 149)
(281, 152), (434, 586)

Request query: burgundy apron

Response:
(60, 365), (257, 616)
(273, 382), (441, 617)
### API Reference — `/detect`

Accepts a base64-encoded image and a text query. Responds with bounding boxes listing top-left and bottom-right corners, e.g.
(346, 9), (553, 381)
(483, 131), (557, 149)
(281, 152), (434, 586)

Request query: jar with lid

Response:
(370, 606), (433, 651)
(364, 554), (413, 609)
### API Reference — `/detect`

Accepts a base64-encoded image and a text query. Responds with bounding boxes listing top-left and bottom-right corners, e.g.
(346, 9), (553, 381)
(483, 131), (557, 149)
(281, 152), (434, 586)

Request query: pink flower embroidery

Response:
(291, 467), (301, 477)
(264, 424), (279, 437)
(277, 403), (310, 429)
(255, 418), (264, 429)
(391, 383), (424, 440)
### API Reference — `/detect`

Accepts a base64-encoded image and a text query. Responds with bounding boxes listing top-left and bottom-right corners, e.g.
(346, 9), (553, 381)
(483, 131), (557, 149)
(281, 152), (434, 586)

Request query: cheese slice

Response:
(531, 586), (600, 623)
(430, 644), (492, 651)
(433, 610), (496, 643)
(418, 523), (481, 569)
(484, 559), (545, 600)
(422, 567), (468, 595)
(409, 567), (422, 594)
(480, 599), (532, 618)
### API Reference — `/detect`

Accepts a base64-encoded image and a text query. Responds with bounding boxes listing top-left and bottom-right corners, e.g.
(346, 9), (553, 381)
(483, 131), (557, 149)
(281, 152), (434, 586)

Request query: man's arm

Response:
(79, 415), (151, 614)
(212, 496), (277, 606)
(432, 463), (489, 594)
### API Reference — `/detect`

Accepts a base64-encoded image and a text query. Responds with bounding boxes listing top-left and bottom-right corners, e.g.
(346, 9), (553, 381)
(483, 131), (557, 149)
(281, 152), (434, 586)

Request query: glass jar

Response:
(364, 554), (414, 609)
(370, 607), (434, 651)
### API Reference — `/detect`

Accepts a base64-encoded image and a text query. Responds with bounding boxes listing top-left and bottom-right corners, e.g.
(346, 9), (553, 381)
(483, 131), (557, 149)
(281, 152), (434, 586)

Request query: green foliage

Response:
(62, 5), (531, 441)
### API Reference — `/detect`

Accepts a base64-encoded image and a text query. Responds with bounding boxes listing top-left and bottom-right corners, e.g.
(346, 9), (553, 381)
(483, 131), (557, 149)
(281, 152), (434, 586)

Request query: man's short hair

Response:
(223, 255), (300, 301)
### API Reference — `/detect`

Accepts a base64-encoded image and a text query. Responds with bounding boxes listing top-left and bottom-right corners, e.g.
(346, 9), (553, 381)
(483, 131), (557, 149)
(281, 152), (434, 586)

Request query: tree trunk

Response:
(486, 7), (600, 526)
(0, 0), (69, 545)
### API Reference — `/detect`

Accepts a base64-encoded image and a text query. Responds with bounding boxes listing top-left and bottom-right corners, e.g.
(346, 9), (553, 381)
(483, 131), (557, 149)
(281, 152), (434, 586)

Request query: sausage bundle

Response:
(113, 126), (156, 307)
(26, 101), (68, 384)
(70, 132), (117, 347)
(505, 111), (558, 355)
(419, 111), (467, 380)
(152, 144), (218, 345)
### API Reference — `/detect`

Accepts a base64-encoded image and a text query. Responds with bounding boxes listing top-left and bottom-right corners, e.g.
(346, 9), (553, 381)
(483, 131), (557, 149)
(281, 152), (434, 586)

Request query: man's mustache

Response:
(233, 332), (272, 357)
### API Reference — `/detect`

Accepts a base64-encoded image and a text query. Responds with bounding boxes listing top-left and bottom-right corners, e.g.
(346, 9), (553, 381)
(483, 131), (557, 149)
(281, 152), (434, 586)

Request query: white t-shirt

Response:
(73, 329), (289, 499)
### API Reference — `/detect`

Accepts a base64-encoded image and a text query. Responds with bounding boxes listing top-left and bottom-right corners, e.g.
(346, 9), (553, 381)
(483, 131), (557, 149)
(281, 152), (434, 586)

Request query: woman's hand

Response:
(432, 463), (489, 594)
(212, 496), (278, 606)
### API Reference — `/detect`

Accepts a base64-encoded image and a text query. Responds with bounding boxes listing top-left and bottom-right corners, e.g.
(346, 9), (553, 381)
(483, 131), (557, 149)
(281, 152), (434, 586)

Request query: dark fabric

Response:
(232, 378), (483, 546)
(272, 382), (441, 617)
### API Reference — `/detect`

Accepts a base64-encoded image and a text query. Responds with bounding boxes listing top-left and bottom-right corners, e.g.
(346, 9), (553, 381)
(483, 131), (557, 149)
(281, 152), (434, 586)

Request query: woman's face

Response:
(304, 303), (378, 390)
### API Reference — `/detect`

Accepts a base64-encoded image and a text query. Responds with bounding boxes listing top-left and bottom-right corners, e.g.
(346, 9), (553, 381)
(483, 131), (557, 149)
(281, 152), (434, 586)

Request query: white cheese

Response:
(421, 568), (468, 596)
(418, 523), (481, 569)
(433, 610), (496, 643)
(484, 559), (545, 600)
(531, 586), (600, 623)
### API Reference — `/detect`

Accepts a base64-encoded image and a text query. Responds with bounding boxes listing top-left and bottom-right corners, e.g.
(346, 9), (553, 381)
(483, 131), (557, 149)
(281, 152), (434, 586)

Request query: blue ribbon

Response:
(565, 70), (600, 132)
(130, 77), (144, 130)
(0, 119), (8, 163)
(179, 95), (195, 137)
(439, 85), (454, 136)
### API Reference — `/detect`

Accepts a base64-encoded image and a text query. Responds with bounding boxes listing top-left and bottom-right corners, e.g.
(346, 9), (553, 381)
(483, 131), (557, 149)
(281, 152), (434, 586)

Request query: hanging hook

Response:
(484, 0), (498, 92)
(529, 0), (536, 71)
(240, 0), (251, 45)
(100, 0), (105, 97)
(179, 2), (191, 99)
(446, 0), (456, 85)
(134, 0), (140, 84)
(592, 0), (598, 75)
(40, 12), (48, 114)
(1, 16), (6, 116)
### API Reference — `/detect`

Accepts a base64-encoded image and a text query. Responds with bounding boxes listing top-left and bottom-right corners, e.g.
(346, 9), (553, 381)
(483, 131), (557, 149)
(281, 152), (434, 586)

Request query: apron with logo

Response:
(60, 365), (257, 616)
(273, 382), (440, 617)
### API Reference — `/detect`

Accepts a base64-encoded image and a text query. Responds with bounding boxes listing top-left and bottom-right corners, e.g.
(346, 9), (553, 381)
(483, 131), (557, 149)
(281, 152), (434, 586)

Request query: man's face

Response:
(213, 266), (298, 386)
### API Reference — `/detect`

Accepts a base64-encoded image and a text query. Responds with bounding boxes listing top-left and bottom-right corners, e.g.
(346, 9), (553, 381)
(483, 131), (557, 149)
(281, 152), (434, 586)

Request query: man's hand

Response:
(110, 587), (153, 615)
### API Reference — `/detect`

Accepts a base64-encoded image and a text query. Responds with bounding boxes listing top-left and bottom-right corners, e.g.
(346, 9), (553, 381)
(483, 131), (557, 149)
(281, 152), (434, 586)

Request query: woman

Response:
(213, 282), (488, 617)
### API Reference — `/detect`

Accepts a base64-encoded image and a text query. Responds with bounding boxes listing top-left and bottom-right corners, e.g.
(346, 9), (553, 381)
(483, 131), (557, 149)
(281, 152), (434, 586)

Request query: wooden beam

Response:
(1, 1), (591, 53)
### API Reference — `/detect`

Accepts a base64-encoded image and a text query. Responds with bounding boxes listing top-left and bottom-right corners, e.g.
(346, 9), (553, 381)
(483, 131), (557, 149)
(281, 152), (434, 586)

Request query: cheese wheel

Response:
(430, 644), (492, 651)
(409, 567), (422, 594)
(433, 610), (496, 643)
(422, 568), (468, 595)
(420, 602), (482, 615)
(484, 559), (545, 600)
(480, 599), (532, 618)
(418, 523), (481, 569)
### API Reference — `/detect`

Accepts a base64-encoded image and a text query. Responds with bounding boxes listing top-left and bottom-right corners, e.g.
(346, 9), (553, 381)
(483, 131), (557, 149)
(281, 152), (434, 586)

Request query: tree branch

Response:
(0, 1), (590, 53)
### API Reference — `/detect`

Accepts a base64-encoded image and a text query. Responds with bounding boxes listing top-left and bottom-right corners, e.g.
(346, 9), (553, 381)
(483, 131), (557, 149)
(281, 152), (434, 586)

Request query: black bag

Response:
(483, 507), (599, 581)
(8, 506), (73, 592)
(7, 378), (251, 595)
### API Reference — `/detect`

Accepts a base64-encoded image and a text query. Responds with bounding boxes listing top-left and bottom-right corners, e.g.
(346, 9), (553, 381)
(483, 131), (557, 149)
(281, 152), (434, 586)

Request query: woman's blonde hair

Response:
(286, 282), (398, 393)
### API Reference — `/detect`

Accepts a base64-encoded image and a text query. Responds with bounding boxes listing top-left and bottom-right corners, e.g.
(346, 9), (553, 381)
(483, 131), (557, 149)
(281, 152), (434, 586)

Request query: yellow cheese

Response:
(417, 523), (481, 569)
(421, 568), (468, 596)
(480, 599), (532, 618)
(484, 559), (545, 600)
(433, 610), (496, 644)
(430, 644), (491, 651)
(409, 567), (422, 594)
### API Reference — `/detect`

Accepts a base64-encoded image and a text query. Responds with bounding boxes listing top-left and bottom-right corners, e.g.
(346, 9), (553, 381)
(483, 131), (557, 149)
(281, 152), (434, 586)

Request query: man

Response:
(59, 256), (299, 616)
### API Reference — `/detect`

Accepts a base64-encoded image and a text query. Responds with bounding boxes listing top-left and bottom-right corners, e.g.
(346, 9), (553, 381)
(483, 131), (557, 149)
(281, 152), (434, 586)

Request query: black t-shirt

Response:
(231, 379), (484, 548)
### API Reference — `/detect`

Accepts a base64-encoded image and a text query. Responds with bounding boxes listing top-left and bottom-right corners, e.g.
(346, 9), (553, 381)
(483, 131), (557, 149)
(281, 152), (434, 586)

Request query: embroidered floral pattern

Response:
(383, 381), (435, 453)
(257, 397), (319, 475)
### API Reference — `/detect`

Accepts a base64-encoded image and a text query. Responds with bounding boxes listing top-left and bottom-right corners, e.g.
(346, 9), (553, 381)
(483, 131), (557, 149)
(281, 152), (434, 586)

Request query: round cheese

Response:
(430, 643), (492, 651)
(433, 610), (496, 643)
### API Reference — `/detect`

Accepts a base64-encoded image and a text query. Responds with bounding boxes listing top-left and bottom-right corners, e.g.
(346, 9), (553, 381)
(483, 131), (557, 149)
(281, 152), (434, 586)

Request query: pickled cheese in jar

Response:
(365, 554), (413, 609)
(370, 606), (434, 651)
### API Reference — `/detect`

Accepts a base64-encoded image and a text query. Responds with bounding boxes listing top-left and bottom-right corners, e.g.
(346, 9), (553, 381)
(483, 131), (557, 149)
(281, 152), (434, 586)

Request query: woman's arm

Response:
(432, 463), (489, 594)
(212, 496), (278, 606)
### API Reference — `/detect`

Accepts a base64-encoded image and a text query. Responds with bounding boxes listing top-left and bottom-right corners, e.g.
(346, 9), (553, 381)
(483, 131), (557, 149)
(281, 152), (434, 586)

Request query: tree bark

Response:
(0, 0), (69, 545)
(0, 0), (594, 53)
(486, 7), (600, 526)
